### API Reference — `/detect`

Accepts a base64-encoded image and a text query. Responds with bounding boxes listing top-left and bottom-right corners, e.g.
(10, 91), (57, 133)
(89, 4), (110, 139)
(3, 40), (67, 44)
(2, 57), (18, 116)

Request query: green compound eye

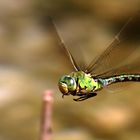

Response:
(58, 75), (76, 95)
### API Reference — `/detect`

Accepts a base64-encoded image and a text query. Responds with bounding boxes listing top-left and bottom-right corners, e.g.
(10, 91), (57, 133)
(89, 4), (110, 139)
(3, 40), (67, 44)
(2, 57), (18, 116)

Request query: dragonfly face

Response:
(58, 75), (77, 95)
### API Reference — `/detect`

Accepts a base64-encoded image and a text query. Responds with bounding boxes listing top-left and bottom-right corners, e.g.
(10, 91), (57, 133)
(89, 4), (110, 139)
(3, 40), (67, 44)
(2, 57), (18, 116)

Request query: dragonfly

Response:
(47, 13), (140, 101)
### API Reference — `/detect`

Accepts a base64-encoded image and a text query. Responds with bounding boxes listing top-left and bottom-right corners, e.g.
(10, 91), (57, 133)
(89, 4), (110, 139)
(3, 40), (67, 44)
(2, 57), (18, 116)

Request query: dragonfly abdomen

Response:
(100, 74), (140, 86)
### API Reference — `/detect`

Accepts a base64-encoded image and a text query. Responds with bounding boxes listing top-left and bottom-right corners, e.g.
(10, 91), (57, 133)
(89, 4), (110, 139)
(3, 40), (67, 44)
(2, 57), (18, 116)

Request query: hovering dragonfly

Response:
(48, 13), (140, 101)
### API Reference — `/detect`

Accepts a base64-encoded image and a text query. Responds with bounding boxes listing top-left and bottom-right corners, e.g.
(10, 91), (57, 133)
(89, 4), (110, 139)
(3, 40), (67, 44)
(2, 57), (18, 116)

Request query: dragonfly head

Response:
(58, 75), (77, 96)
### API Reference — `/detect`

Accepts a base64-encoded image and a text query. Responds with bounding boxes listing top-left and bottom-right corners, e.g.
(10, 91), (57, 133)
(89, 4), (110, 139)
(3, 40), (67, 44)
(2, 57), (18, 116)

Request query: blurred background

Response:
(0, 0), (140, 140)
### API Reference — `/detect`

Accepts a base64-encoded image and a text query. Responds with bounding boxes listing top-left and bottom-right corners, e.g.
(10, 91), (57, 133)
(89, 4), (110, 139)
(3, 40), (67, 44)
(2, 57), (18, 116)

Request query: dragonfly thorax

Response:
(58, 71), (102, 97)
(58, 75), (77, 95)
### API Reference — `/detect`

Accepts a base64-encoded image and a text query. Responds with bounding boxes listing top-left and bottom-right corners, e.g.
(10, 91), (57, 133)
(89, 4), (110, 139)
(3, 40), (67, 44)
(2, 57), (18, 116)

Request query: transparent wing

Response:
(46, 17), (81, 71)
(38, 17), (79, 84)
(96, 56), (140, 78)
(86, 12), (140, 77)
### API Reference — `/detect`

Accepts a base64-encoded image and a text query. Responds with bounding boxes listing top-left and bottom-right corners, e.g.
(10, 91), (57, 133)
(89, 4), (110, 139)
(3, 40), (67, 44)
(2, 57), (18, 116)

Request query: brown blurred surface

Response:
(0, 0), (140, 140)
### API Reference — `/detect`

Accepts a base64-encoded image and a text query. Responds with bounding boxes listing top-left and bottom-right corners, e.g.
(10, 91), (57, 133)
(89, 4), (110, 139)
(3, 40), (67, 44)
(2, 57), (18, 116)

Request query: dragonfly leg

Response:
(73, 92), (97, 102)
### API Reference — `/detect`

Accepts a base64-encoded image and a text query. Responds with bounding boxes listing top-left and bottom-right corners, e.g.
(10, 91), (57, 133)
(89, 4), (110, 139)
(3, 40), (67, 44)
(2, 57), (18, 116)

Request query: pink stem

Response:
(40, 90), (53, 140)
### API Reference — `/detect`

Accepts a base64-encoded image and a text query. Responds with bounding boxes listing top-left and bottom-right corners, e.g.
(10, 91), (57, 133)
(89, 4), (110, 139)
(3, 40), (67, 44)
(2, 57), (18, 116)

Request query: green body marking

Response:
(70, 71), (102, 92)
